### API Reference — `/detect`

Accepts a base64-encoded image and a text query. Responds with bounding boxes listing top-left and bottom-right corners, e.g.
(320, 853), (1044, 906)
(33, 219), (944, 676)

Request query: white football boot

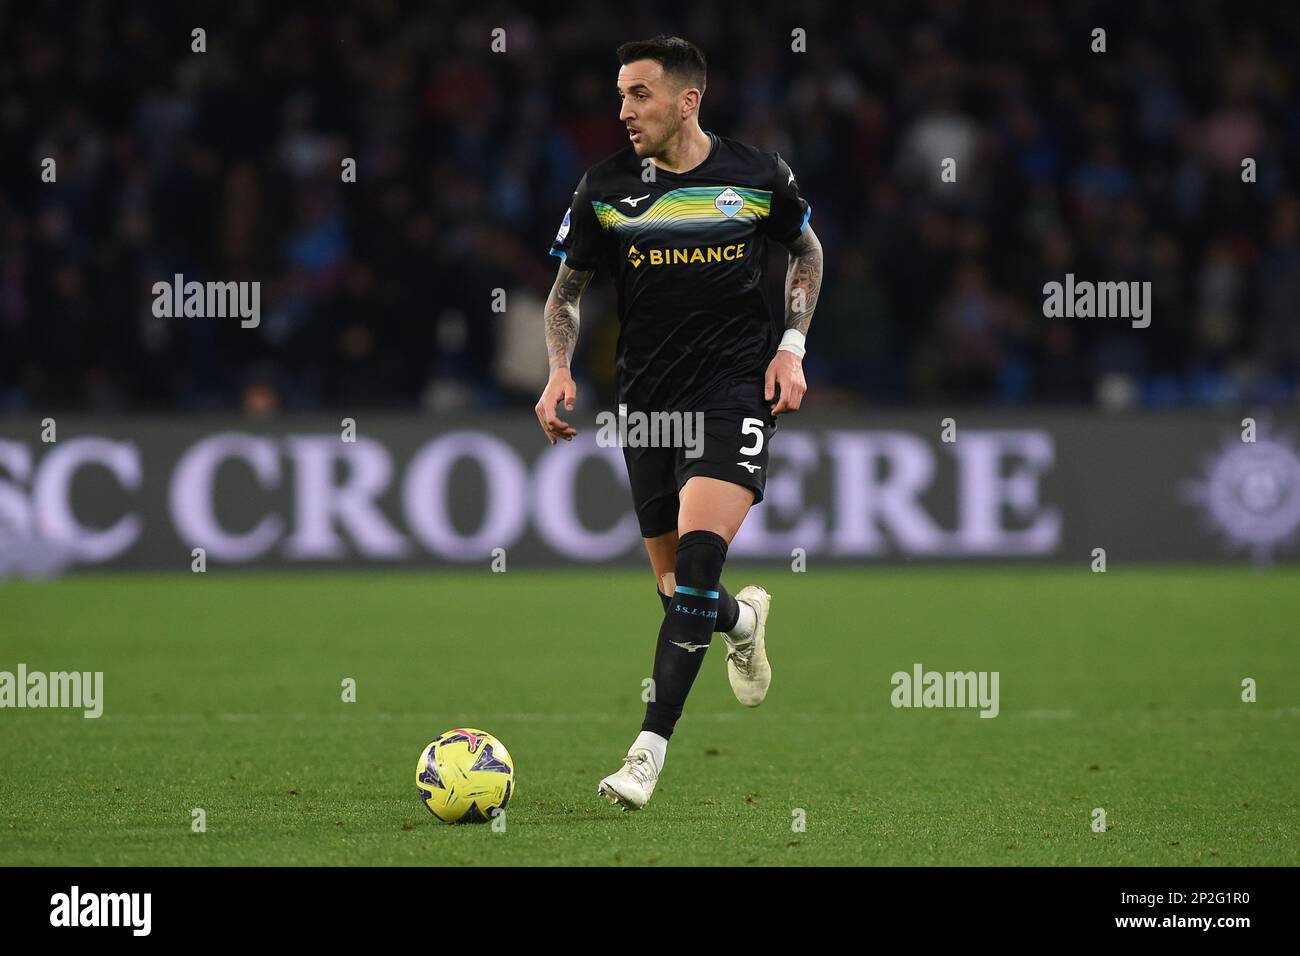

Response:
(598, 748), (660, 811)
(724, 585), (772, 707)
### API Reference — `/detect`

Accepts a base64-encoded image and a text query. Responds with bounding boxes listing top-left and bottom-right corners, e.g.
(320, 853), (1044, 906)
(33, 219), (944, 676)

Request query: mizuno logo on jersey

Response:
(636, 242), (747, 267)
(620, 193), (652, 207)
(736, 461), (762, 473)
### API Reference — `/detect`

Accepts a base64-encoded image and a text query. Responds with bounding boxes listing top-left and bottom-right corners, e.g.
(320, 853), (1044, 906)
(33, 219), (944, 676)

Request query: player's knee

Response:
(674, 530), (728, 587)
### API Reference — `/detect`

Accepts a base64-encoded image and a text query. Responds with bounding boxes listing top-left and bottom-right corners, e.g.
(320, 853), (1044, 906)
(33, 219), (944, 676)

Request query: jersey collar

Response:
(651, 131), (719, 179)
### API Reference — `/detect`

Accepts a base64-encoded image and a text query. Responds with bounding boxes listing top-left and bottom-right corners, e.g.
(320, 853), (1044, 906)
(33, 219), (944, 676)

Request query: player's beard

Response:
(643, 114), (681, 162)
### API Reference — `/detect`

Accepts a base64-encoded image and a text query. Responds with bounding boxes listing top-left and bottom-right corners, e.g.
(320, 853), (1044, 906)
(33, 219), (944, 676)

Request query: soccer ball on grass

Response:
(416, 728), (515, 824)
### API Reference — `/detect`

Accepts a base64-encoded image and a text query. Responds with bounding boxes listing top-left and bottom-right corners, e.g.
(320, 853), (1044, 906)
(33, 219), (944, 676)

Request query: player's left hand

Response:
(765, 350), (806, 415)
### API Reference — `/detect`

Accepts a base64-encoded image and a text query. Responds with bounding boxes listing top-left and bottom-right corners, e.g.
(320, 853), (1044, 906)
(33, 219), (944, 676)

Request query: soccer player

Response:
(535, 36), (823, 810)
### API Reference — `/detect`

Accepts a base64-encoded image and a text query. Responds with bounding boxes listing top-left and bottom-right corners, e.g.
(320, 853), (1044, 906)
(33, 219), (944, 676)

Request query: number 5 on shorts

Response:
(739, 417), (765, 456)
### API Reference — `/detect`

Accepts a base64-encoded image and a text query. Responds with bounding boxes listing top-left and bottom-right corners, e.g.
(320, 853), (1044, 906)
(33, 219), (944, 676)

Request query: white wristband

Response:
(777, 328), (806, 359)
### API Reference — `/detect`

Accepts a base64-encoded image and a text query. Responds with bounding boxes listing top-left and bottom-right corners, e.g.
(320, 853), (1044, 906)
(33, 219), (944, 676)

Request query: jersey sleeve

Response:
(763, 154), (812, 244)
(548, 173), (603, 272)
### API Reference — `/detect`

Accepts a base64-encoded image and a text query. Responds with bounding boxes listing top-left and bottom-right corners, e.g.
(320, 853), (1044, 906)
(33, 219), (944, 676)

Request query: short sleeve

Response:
(549, 174), (603, 272)
(764, 154), (812, 244)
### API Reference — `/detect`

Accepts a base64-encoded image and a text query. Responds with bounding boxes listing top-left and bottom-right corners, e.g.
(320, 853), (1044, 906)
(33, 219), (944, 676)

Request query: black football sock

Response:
(642, 530), (728, 740)
(715, 583), (740, 634)
(658, 582), (738, 633)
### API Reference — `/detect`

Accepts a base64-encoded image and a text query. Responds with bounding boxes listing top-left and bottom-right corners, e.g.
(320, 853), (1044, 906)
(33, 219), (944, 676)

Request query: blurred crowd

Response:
(2, 0), (1298, 414)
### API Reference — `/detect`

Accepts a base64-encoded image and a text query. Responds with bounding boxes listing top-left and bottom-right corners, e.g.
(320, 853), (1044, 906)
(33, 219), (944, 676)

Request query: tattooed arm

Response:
(535, 262), (593, 443)
(765, 224), (823, 414)
(782, 225), (823, 335)
(543, 262), (591, 373)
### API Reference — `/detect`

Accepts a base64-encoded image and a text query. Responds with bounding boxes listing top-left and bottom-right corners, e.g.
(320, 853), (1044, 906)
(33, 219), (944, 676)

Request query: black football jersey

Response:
(549, 132), (811, 412)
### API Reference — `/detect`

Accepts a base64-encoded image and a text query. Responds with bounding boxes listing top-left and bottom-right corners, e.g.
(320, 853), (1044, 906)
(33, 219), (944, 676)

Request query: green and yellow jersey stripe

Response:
(592, 187), (772, 233)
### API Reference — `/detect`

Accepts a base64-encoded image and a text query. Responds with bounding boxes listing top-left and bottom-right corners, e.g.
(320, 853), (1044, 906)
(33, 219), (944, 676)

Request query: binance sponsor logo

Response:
(629, 242), (747, 268)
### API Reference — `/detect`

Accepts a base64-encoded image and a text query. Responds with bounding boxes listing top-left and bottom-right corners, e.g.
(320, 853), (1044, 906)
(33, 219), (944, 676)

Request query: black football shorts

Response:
(620, 380), (779, 538)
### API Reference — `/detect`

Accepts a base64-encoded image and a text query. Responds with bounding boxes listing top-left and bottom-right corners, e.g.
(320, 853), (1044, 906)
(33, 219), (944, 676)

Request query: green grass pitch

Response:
(1, 567), (1295, 866)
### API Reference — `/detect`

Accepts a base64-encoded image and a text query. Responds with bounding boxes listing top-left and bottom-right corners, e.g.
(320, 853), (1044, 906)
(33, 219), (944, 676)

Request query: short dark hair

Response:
(617, 35), (707, 94)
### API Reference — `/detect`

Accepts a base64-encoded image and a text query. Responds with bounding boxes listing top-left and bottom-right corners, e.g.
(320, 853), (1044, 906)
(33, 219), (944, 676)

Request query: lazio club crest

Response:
(715, 187), (744, 218)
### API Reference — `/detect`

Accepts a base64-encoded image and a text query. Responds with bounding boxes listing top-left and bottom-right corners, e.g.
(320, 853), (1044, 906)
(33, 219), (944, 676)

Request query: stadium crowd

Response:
(2, 0), (1297, 413)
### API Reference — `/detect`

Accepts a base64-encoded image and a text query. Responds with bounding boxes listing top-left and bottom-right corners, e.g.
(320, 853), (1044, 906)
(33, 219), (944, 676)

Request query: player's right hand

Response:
(535, 370), (578, 444)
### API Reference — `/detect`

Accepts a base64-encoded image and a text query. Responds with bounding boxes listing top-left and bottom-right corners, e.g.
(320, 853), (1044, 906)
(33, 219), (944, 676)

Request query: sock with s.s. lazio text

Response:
(657, 581), (741, 634)
(642, 530), (728, 739)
